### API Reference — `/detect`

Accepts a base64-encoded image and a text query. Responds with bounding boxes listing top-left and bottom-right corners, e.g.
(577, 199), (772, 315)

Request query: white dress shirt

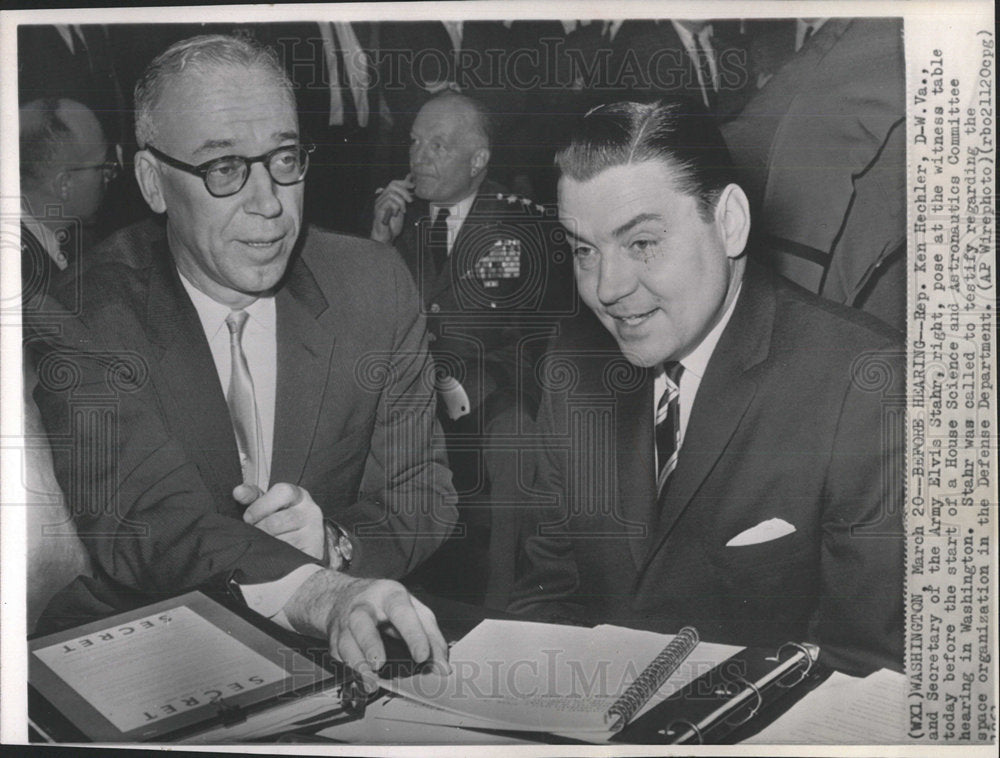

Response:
(653, 281), (743, 453)
(670, 21), (719, 108)
(318, 22), (372, 128)
(796, 18), (829, 52)
(442, 20), (464, 52)
(431, 191), (476, 254)
(21, 201), (68, 272)
(178, 273), (321, 628)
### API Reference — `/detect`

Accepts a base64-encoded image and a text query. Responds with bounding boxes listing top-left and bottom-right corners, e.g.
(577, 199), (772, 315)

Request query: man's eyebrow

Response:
(561, 224), (596, 249)
(190, 131), (300, 157)
(191, 139), (235, 156)
(612, 212), (664, 239)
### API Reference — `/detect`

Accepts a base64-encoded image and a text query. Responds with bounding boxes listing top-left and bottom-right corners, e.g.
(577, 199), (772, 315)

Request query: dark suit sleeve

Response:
(27, 303), (321, 599)
(506, 383), (587, 624)
(809, 343), (906, 674)
(327, 256), (459, 577)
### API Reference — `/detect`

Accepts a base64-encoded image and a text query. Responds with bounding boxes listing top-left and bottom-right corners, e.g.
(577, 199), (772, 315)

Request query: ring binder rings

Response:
(615, 638), (824, 745)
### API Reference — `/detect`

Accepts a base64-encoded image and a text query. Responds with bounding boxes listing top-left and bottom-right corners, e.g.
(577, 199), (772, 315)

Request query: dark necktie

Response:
(430, 206), (451, 275)
(692, 32), (717, 111)
(655, 362), (684, 496)
(226, 310), (268, 490)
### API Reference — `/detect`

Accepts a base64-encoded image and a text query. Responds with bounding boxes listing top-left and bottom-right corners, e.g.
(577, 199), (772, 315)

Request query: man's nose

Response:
(410, 142), (429, 167)
(242, 163), (282, 217)
(596, 251), (639, 306)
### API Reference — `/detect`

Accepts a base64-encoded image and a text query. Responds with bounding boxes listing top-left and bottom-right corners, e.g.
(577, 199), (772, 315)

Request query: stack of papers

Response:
(744, 668), (908, 744)
(377, 619), (741, 742)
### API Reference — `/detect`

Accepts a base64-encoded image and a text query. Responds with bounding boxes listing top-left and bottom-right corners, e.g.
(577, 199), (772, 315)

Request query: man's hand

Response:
(236, 482), (325, 561)
(371, 174), (414, 243)
(283, 569), (451, 692)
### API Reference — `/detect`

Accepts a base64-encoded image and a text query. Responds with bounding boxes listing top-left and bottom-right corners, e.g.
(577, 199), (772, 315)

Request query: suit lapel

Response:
(618, 369), (657, 569)
(145, 239), (242, 508)
(637, 263), (776, 575)
(438, 196), (500, 301)
(270, 241), (334, 485)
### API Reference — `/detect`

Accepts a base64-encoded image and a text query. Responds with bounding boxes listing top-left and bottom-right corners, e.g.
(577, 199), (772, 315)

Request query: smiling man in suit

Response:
(25, 34), (456, 688)
(508, 100), (904, 676)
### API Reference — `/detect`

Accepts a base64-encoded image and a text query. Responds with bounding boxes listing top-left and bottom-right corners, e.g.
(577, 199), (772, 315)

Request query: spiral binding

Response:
(605, 626), (699, 732)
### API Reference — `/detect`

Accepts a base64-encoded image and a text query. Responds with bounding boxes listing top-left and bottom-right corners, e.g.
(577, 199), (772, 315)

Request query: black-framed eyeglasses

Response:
(145, 143), (314, 198)
(65, 158), (120, 182)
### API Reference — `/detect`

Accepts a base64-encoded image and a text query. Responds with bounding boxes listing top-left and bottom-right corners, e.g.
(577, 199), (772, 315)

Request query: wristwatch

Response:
(323, 520), (353, 571)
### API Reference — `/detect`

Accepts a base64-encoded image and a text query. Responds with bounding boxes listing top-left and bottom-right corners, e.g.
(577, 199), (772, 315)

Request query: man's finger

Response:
(347, 606), (387, 674)
(377, 187), (410, 208)
(336, 634), (379, 695)
(232, 483), (263, 507)
(382, 595), (432, 666)
(255, 510), (299, 537)
(410, 597), (451, 674)
(243, 484), (302, 525)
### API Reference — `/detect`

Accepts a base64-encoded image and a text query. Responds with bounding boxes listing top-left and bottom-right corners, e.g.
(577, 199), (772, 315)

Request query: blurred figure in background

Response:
(723, 18), (905, 331)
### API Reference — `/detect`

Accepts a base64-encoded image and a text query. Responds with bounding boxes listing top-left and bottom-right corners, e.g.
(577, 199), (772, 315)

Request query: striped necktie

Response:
(225, 310), (268, 491)
(655, 362), (684, 496)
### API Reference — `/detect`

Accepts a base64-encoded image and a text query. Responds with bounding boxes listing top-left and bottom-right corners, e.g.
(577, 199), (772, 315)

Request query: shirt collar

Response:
(676, 279), (743, 382)
(21, 200), (66, 270)
(671, 21), (715, 50)
(178, 270), (276, 341)
(431, 191), (476, 228)
(796, 18), (828, 50)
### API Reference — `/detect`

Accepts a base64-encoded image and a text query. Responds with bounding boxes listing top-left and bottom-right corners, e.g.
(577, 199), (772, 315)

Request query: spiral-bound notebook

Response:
(380, 620), (745, 740)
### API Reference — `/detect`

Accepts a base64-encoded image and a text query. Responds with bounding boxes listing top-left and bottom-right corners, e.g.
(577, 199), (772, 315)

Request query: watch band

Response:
(323, 520), (353, 571)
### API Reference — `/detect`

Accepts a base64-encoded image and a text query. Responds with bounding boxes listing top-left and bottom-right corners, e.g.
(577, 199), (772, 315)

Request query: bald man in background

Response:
(19, 98), (118, 311)
(19, 98), (115, 628)
(372, 91), (571, 605)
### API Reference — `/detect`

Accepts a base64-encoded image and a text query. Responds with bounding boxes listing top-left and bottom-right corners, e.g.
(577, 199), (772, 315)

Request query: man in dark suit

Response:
(255, 21), (382, 233)
(18, 24), (142, 239)
(604, 19), (752, 120)
(25, 34), (455, 688)
(377, 20), (524, 189)
(722, 18), (905, 331)
(371, 91), (571, 604)
(509, 100), (904, 676)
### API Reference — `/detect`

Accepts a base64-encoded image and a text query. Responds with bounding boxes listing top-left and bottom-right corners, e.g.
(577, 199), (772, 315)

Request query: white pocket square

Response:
(726, 518), (796, 547)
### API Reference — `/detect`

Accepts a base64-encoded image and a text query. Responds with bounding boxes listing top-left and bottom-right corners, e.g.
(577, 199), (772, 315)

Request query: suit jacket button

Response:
(430, 303), (441, 313)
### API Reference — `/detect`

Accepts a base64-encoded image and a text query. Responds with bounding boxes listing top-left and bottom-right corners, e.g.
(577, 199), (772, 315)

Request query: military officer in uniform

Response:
(371, 91), (571, 604)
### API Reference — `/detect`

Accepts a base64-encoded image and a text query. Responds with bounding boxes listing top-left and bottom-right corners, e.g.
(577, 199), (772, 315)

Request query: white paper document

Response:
(32, 605), (288, 733)
(381, 619), (741, 740)
(745, 668), (908, 744)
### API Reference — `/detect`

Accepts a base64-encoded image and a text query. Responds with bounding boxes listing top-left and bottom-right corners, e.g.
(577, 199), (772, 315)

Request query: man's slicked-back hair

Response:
(134, 33), (294, 148)
(555, 99), (737, 221)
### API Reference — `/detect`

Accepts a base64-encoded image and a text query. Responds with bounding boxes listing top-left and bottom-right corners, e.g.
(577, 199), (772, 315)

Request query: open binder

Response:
(613, 640), (824, 744)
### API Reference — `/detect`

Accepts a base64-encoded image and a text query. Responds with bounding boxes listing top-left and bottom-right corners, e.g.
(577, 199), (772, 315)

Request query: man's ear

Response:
(52, 170), (72, 202)
(471, 147), (490, 177)
(715, 183), (751, 259)
(134, 150), (167, 214)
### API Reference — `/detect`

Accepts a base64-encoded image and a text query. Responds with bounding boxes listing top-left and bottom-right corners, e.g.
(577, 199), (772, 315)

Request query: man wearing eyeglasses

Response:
(26, 35), (456, 688)
(19, 98), (117, 310)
